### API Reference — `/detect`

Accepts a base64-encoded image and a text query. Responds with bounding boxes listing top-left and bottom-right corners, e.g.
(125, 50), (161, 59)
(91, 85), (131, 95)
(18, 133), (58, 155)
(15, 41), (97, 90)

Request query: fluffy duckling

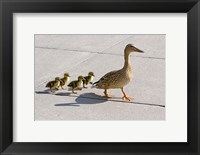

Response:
(67, 76), (85, 94)
(83, 72), (95, 88)
(46, 77), (61, 93)
(59, 73), (70, 89)
(93, 44), (144, 101)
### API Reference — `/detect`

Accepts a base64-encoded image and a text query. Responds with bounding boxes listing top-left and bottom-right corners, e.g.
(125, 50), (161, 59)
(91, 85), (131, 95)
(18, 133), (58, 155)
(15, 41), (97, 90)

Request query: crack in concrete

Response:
(35, 47), (165, 60)
(96, 52), (165, 60)
(35, 46), (94, 53)
(98, 35), (133, 53)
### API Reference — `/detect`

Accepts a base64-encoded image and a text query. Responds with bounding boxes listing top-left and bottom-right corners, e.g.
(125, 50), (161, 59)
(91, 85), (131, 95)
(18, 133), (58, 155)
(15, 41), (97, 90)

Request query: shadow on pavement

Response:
(55, 93), (108, 107)
(54, 92), (165, 107)
(35, 89), (51, 94)
(55, 92), (72, 96)
(109, 99), (165, 107)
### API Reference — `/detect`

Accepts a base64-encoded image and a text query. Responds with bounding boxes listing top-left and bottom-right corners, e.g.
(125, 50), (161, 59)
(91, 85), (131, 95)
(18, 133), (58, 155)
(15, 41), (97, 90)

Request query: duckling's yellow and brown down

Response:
(46, 77), (61, 93)
(83, 72), (95, 88)
(67, 76), (85, 94)
(59, 73), (70, 89)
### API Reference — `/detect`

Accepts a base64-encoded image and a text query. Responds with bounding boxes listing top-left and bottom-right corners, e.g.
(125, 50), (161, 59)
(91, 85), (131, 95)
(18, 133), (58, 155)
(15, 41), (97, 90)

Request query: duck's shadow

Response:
(55, 93), (108, 107)
(55, 92), (165, 107)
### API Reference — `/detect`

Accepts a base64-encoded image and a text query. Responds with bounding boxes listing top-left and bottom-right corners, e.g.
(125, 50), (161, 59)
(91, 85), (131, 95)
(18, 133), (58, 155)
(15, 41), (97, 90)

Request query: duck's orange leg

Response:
(104, 89), (113, 98)
(121, 87), (134, 101)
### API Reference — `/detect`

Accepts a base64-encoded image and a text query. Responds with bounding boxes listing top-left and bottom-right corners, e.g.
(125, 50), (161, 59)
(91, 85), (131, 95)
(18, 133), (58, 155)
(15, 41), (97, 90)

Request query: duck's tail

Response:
(92, 80), (99, 86)
(91, 80), (99, 88)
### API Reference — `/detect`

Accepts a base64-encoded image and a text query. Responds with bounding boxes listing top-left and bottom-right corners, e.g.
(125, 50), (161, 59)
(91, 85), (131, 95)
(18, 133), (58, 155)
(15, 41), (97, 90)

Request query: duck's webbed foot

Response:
(104, 89), (113, 98)
(61, 86), (66, 90)
(122, 96), (134, 101)
(72, 89), (77, 94)
(50, 89), (54, 94)
(50, 89), (57, 95)
(121, 87), (134, 101)
(55, 87), (59, 90)
(105, 94), (113, 98)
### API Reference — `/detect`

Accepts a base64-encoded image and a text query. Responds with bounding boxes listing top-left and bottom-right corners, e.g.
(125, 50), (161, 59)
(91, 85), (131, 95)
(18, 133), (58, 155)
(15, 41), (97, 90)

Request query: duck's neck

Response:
(123, 50), (132, 70)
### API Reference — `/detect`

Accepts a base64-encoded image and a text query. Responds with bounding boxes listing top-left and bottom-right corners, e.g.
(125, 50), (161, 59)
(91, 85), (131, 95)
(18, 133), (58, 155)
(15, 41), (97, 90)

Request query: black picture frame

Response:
(0, 0), (199, 154)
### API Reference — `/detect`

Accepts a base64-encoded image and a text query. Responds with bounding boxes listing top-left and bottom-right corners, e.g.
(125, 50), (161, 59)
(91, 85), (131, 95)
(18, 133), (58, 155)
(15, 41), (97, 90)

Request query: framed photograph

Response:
(0, 0), (199, 154)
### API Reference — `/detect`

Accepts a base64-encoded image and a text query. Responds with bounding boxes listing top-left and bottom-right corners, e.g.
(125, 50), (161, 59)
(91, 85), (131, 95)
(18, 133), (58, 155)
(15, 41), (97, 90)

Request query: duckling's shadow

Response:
(35, 89), (52, 94)
(55, 92), (72, 96)
(55, 93), (108, 107)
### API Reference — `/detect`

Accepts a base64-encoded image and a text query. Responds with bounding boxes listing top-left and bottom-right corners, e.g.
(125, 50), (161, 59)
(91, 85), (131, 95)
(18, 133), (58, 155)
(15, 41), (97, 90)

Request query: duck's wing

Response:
(93, 70), (119, 86)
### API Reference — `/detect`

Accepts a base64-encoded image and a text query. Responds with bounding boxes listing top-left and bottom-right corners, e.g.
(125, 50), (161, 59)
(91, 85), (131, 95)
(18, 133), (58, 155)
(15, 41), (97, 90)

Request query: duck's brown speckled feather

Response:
(94, 69), (132, 89)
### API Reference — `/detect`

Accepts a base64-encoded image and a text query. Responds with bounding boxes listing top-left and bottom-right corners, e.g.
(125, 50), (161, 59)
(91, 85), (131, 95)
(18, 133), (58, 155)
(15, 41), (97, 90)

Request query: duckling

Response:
(93, 44), (144, 101)
(67, 76), (85, 94)
(46, 77), (61, 93)
(83, 72), (95, 88)
(59, 73), (70, 89)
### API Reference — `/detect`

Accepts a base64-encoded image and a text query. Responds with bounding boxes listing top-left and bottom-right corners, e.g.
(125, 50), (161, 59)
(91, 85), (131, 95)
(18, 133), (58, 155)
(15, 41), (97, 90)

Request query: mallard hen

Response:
(93, 44), (144, 101)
